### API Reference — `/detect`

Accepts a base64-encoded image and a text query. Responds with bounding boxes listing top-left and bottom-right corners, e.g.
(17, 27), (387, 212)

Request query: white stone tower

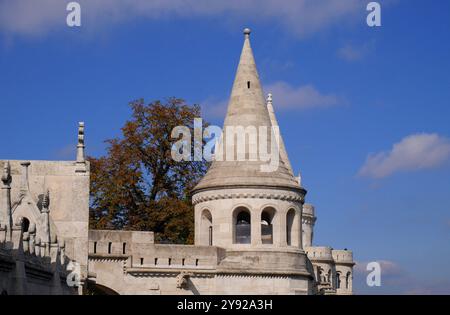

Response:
(191, 29), (313, 293)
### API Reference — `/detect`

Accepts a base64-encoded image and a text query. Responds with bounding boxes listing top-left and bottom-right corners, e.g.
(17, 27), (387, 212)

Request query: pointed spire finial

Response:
(76, 122), (85, 163)
(1, 161), (11, 185)
(243, 27), (251, 38)
(76, 122), (87, 173)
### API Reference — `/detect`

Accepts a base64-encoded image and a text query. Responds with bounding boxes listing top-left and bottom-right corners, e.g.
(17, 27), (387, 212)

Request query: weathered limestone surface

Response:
(0, 160), (90, 278)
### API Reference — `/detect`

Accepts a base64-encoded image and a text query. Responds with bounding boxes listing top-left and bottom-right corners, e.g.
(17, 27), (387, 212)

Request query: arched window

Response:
(336, 272), (341, 289)
(261, 208), (275, 244)
(234, 207), (251, 244)
(346, 272), (351, 289)
(200, 209), (213, 246)
(22, 217), (30, 233)
(286, 209), (295, 246)
(327, 269), (332, 283)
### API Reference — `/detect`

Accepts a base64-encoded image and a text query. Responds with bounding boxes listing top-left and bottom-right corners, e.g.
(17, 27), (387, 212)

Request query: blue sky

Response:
(1, 0), (450, 294)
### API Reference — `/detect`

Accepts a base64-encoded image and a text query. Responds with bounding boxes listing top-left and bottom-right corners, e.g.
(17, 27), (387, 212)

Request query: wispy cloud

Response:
(354, 260), (450, 295)
(354, 260), (405, 280)
(358, 133), (450, 179)
(265, 81), (343, 110)
(201, 81), (343, 119)
(201, 98), (229, 120)
(54, 144), (76, 160)
(0, 0), (364, 38)
(338, 40), (376, 62)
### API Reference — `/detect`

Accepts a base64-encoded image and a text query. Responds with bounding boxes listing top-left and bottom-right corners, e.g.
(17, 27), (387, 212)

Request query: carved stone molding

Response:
(192, 190), (305, 205)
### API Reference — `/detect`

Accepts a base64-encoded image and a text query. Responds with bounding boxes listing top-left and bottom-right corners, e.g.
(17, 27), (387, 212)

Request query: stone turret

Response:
(302, 204), (316, 247)
(76, 122), (86, 173)
(192, 29), (308, 265)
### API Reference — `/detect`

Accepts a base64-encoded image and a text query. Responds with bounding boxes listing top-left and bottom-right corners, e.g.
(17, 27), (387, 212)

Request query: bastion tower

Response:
(191, 28), (314, 294)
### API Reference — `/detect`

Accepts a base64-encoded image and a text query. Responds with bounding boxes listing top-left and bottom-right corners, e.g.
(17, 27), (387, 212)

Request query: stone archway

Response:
(86, 283), (119, 295)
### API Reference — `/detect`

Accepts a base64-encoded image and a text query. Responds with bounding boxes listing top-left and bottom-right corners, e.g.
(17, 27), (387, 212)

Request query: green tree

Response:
(89, 98), (208, 244)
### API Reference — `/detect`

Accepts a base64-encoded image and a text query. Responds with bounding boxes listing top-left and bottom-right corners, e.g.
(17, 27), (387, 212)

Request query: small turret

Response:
(302, 203), (316, 247)
(1, 161), (13, 235)
(76, 122), (86, 173)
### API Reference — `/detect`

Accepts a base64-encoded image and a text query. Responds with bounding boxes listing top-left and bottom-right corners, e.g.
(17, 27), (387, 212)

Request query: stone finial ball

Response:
(243, 28), (251, 35)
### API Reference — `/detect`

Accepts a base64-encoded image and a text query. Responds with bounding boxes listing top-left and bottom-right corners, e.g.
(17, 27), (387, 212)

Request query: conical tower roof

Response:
(193, 28), (300, 193)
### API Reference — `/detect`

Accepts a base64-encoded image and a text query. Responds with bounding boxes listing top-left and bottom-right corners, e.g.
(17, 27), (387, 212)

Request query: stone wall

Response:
(0, 160), (90, 282)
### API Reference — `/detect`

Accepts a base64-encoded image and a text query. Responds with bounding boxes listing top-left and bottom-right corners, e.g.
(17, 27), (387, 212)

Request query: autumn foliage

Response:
(88, 98), (208, 244)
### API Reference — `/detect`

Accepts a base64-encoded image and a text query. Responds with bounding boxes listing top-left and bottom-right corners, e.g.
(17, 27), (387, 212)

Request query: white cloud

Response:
(354, 260), (404, 278)
(354, 260), (450, 294)
(359, 133), (450, 179)
(265, 81), (342, 110)
(338, 40), (376, 62)
(0, 0), (364, 38)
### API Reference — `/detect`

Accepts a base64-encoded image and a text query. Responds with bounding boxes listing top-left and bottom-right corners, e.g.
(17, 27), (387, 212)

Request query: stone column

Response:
(251, 207), (261, 246)
(296, 209), (302, 249)
(22, 232), (30, 253)
(1, 161), (12, 238)
(41, 190), (51, 244)
(35, 237), (41, 257)
(298, 206), (303, 250)
(278, 210), (287, 247)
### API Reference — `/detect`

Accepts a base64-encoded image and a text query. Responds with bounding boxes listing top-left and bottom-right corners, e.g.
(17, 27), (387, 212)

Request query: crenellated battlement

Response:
(332, 249), (354, 264)
(305, 246), (333, 261)
(88, 230), (225, 270)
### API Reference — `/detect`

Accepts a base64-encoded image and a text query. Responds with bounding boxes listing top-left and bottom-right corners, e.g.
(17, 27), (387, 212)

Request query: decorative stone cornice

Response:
(88, 254), (129, 263)
(192, 188), (305, 205)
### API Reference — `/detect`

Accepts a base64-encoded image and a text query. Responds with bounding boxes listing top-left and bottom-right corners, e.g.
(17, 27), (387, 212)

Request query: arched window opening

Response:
(200, 209), (213, 246)
(336, 272), (341, 289)
(286, 209), (295, 246)
(108, 242), (112, 254)
(261, 208), (275, 244)
(247, 81), (251, 89)
(234, 208), (251, 244)
(208, 226), (213, 246)
(22, 217), (30, 233)
(346, 272), (351, 289)
(93, 242), (97, 254)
